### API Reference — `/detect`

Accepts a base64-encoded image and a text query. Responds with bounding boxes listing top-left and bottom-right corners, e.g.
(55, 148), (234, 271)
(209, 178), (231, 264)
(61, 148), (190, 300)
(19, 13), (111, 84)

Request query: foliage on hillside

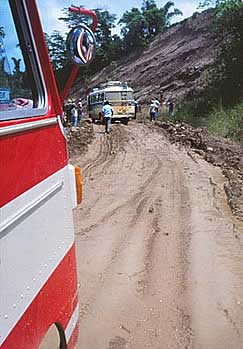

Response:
(178, 0), (243, 143)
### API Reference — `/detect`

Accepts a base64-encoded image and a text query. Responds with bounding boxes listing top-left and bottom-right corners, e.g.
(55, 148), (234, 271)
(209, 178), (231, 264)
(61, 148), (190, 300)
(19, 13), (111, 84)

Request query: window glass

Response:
(90, 93), (103, 104)
(99, 93), (104, 102)
(90, 95), (96, 104)
(0, 1), (36, 116)
(105, 92), (121, 101)
(106, 91), (134, 101)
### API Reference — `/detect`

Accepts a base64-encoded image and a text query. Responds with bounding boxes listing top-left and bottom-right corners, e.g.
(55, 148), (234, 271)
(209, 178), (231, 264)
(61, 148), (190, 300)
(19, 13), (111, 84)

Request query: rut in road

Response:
(72, 122), (243, 349)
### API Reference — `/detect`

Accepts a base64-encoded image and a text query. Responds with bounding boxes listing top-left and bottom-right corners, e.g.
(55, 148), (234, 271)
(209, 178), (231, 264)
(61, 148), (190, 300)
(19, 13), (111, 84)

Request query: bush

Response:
(176, 101), (243, 144)
(206, 104), (243, 143)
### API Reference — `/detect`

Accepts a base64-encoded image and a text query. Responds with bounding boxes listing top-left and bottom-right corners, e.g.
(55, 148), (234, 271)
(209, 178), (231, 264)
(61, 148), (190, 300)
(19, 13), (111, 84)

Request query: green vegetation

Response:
(175, 102), (242, 143)
(176, 0), (243, 144)
(119, 1), (182, 51)
(206, 104), (243, 142)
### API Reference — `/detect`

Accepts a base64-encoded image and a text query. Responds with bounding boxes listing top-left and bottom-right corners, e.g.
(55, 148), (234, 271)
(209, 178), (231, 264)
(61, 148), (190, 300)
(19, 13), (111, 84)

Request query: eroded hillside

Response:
(74, 10), (220, 103)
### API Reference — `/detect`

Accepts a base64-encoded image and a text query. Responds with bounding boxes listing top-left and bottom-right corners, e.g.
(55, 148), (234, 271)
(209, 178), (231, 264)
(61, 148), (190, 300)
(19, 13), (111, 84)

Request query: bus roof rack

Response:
(100, 81), (128, 88)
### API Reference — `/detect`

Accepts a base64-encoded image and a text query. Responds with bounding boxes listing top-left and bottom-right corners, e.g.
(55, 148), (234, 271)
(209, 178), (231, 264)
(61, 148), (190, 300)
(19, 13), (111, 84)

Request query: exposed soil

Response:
(69, 121), (242, 349)
(156, 121), (243, 222)
(74, 10), (220, 104)
(66, 121), (94, 161)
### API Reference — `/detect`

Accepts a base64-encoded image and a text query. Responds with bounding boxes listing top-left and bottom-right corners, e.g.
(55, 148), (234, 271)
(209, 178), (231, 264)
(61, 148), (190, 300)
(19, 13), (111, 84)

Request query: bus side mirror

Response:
(67, 24), (96, 65)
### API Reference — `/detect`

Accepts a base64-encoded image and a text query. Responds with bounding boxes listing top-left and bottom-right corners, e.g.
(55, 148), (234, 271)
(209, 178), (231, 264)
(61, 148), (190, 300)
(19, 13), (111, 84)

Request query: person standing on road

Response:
(150, 98), (160, 122)
(153, 98), (160, 120)
(71, 102), (78, 131)
(150, 103), (156, 122)
(64, 99), (73, 124)
(77, 99), (83, 122)
(168, 97), (175, 118)
(102, 100), (113, 134)
(134, 101), (138, 119)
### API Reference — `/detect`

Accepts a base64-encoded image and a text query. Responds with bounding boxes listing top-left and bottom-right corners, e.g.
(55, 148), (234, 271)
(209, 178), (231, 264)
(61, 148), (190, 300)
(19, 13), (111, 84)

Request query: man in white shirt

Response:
(102, 100), (113, 133)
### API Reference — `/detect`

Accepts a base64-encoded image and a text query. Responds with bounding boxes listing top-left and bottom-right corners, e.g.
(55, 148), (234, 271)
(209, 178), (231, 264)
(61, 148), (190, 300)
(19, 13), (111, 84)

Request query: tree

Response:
(182, 0), (243, 121)
(160, 1), (183, 28)
(119, 1), (182, 51)
(58, 6), (118, 73)
(198, 0), (243, 107)
(59, 6), (117, 48)
(142, 0), (183, 35)
(119, 8), (148, 51)
(45, 31), (67, 71)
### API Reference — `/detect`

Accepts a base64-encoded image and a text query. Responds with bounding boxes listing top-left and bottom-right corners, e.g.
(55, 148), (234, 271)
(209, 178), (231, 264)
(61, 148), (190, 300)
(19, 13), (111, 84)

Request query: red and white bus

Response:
(0, 1), (96, 348)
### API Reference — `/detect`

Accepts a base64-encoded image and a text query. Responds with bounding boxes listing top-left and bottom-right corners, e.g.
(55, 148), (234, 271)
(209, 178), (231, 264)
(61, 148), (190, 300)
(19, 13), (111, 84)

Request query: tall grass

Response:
(175, 102), (243, 144)
(206, 104), (243, 143)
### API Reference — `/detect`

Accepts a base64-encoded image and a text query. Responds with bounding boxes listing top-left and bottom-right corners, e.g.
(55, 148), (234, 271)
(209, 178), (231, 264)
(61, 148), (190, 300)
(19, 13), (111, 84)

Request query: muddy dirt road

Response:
(72, 122), (242, 349)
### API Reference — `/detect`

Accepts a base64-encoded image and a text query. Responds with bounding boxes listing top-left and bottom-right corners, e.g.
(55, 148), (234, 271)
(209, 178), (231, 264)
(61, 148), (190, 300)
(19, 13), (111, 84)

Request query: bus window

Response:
(99, 92), (104, 102)
(105, 92), (121, 101)
(121, 91), (128, 100)
(90, 94), (96, 104)
(106, 91), (134, 101)
(0, 1), (45, 119)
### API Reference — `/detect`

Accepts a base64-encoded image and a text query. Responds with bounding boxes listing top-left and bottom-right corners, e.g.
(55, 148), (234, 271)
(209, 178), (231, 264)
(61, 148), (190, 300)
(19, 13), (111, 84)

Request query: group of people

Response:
(63, 98), (113, 134)
(63, 99), (83, 130)
(149, 94), (175, 121)
(63, 93), (175, 134)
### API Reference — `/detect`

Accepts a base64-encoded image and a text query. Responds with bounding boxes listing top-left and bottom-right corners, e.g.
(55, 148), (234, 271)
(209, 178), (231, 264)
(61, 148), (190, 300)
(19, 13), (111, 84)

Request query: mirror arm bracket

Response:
(60, 7), (97, 104)
(68, 7), (98, 32)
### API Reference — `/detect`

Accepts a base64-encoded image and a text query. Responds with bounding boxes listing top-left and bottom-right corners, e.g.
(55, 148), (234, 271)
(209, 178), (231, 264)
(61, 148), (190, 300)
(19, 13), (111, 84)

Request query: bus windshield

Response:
(106, 91), (133, 101)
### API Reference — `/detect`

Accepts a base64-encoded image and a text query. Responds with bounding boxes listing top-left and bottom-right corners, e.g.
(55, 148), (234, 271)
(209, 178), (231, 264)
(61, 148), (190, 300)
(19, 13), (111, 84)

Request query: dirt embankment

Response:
(66, 121), (94, 161)
(156, 121), (243, 222)
(73, 10), (220, 104)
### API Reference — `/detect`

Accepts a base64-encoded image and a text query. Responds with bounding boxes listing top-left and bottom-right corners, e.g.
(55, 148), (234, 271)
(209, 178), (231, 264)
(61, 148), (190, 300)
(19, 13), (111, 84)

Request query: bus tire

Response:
(122, 118), (129, 125)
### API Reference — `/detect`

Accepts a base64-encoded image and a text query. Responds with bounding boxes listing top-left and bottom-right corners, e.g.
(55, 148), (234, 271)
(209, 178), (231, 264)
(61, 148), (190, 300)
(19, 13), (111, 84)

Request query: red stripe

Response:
(0, 122), (68, 207)
(1, 244), (78, 349)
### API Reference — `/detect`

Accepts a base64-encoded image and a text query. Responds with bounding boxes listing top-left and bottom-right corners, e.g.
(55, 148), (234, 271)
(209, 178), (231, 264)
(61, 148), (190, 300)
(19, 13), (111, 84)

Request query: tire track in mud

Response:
(76, 154), (162, 236)
(75, 126), (170, 333)
(82, 126), (126, 178)
(74, 122), (243, 349)
(75, 125), (137, 229)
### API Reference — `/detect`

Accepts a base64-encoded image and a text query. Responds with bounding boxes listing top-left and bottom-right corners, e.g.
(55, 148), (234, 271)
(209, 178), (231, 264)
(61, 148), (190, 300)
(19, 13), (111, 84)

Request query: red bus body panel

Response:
(0, 1), (79, 348)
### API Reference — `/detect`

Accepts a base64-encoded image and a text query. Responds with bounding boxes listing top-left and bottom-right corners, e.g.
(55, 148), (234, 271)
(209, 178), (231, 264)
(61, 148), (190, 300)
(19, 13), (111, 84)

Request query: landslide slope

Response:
(74, 10), (220, 103)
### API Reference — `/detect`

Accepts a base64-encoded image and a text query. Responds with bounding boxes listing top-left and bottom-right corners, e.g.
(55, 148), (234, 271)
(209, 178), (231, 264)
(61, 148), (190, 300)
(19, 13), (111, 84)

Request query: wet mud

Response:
(69, 122), (242, 348)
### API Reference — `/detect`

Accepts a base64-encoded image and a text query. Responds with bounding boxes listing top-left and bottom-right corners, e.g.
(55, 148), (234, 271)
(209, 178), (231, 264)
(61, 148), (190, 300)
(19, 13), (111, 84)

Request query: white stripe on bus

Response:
(0, 166), (75, 345)
(0, 117), (57, 137)
(65, 303), (79, 343)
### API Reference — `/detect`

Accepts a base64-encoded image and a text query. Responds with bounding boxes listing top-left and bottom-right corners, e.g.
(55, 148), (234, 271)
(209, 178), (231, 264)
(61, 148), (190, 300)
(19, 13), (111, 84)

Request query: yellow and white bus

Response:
(87, 81), (135, 125)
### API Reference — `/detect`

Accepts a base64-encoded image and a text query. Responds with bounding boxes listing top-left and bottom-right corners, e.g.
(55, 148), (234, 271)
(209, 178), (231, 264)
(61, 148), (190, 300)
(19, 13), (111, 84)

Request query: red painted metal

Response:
(1, 245), (78, 349)
(68, 7), (98, 32)
(0, 123), (67, 208)
(0, 1), (93, 347)
(60, 64), (79, 104)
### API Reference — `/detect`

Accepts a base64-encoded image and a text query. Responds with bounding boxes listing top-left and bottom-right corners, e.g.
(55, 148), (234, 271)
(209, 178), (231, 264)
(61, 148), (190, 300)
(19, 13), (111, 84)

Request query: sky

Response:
(36, 0), (200, 35)
(0, 0), (200, 73)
